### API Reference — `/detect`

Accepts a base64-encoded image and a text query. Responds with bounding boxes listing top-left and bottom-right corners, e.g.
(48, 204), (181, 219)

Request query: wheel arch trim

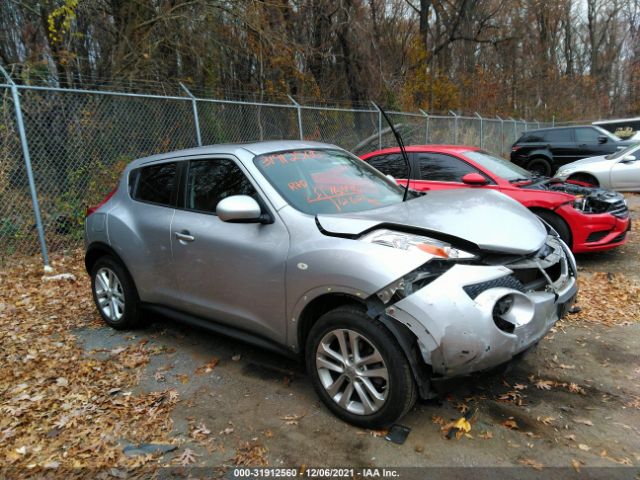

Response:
(292, 287), (434, 399)
(85, 242), (140, 293)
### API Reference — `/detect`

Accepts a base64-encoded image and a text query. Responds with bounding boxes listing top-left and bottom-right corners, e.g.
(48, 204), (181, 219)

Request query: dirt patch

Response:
(1, 193), (640, 474)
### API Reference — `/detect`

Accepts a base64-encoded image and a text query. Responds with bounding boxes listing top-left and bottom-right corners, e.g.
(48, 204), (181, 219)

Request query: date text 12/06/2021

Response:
(230, 467), (401, 478)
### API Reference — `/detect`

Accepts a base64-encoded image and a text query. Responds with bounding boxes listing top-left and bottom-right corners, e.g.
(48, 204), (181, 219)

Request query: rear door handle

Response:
(175, 231), (195, 242)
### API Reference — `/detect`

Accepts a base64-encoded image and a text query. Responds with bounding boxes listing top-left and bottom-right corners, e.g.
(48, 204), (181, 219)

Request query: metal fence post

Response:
(535, 118), (540, 129)
(180, 83), (202, 147)
(552, 115), (555, 127)
(521, 118), (527, 132)
(288, 95), (304, 140)
(0, 65), (50, 269)
(496, 115), (504, 156)
(508, 116), (517, 142)
(371, 102), (383, 149)
(419, 109), (429, 144)
(475, 112), (483, 148)
(449, 110), (459, 144)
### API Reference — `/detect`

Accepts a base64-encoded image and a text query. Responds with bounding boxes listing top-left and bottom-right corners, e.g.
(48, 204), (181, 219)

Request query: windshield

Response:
(605, 142), (640, 160)
(463, 150), (533, 181)
(254, 149), (405, 214)
(594, 126), (621, 141)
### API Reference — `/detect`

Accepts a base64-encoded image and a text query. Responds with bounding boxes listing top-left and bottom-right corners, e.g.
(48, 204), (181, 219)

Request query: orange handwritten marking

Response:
(288, 180), (308, 191)
(261, 150), (324, 168)
(306, 186), (367, 212)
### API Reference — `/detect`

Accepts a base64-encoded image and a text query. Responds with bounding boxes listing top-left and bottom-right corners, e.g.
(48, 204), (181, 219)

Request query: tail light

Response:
(511, 146), (521, 152)
(86, 186), (117, 217)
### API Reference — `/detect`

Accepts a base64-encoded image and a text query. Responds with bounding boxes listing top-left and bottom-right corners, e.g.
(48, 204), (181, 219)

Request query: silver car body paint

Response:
(555, 143), (640, 191)
(316, 189), (547, 255)
(85, 140), (577, 378)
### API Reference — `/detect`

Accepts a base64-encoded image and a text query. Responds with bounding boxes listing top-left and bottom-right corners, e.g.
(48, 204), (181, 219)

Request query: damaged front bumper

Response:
(383, 236), (578, 378)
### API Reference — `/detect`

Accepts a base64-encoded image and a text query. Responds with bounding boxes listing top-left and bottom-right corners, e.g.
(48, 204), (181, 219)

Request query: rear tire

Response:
(567, 172), (599, 187)
(91, 256), (142, 330)
(306, 305), (417, 428)
(527, 157), (552, 177)
(535, 210), (572, 248)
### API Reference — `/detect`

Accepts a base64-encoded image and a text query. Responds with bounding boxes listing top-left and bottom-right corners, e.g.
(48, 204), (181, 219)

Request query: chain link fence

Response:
(0, 74), (551, 266)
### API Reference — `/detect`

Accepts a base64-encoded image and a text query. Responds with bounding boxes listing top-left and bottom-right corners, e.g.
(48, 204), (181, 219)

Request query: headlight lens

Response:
(556, 169), (572, 177)
(360, 229), (475, 259)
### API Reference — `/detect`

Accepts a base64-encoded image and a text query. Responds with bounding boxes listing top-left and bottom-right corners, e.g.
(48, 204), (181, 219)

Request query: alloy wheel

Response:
(315, 328), (389, 415)
(94, 267), (125, 321)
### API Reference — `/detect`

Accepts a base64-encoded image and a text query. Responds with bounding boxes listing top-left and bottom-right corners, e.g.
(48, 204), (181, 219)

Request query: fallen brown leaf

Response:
(232, 442), (268, 466)
(281, 413), (306, 425)
(177, 448), (199, 466)
(502, 418), (519, 430)
(571, 458), (582, 472)
(195, 357), (219, 374)
(574, 418), (594, 426)
(537, 416), (555, 425)
(519, 458), (544, 470)
(535, 379), (554, 390)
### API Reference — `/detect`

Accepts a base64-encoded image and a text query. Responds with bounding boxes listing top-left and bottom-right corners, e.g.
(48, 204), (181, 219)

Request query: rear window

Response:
(131, 162), (177, 206)
(518, 133), (544, 143)
(367, 153), (408, 178)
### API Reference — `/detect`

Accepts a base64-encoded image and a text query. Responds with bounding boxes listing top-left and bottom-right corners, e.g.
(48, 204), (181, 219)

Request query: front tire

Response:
(306, 305), (417, 428)
(91, 256), (142, 329)
(535, 210), (572, 248)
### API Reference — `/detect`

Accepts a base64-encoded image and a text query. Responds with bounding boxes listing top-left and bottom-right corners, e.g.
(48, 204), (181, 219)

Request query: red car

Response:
(360, 146), (630, 253)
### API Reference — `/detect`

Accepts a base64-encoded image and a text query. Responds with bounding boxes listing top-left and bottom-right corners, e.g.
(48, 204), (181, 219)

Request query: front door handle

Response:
(175, 231), (195, 242)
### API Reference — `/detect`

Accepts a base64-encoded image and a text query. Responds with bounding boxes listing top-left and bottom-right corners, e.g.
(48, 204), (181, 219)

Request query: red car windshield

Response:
(254, 149), (404, 214)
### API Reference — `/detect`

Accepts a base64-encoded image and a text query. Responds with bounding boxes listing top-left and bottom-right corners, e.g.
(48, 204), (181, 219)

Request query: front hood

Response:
(316, 189), (547, 255)
(560, 155), (610, 170)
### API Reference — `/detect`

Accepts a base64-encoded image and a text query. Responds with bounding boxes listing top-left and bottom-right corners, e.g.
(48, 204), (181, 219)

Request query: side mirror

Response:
(621, 155), (637, 163)
(216, 195), (263, 223)
(461, 172), (489, 186)
(597, 136), (608, 144)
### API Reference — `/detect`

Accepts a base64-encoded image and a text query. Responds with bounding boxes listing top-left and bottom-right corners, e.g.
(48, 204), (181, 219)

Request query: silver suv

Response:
(85, 141), (578, 427)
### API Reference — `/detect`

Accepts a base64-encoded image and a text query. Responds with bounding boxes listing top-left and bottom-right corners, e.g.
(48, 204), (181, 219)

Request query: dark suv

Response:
(510, 125), (634, 176)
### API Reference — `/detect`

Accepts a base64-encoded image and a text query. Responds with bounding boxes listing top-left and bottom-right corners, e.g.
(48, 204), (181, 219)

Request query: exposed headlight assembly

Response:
(556, 168), (573, 177)
(573, 195), (587, 211)
(361, 229), (476, 260)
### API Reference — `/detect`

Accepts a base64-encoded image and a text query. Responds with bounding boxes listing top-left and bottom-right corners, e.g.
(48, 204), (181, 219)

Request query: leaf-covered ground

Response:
(570, 272), (640, 326)
(1, 234), (639, 474)
(0, 252), (178, 477)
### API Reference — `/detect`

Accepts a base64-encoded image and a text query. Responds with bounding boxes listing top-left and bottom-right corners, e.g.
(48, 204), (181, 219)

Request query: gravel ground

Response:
(78, 195), (640, 475)
(3, 195), (639, 478)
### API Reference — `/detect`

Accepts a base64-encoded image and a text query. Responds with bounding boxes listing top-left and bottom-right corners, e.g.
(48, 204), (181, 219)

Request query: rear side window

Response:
(185, 159), (257, 214)
(575, 127), (600, 143)
(518, 133), (544, 143)
(367, 153), (408, 178)
(542, 129), (572, 142)
(132, 162), (177, 206)
(417, 153), (482, 182)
